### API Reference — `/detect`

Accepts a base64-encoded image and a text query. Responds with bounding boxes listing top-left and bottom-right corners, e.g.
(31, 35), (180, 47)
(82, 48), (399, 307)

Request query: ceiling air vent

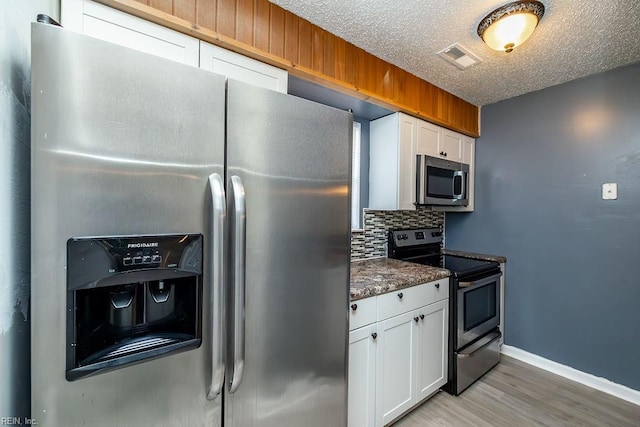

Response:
(437, 43), (482, 70)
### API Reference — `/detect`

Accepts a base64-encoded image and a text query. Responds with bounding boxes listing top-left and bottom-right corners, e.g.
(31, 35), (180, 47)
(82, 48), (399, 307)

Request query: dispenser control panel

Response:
(67, 234), (202, 291)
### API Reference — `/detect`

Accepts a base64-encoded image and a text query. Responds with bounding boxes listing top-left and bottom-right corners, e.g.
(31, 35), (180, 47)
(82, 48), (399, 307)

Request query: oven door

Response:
(456, 272), (501, 349)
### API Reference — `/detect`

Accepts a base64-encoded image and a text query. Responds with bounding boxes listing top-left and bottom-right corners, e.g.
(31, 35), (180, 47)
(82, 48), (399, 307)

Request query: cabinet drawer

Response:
(349, 297), (377, 331)
(377, 279), (449, 321)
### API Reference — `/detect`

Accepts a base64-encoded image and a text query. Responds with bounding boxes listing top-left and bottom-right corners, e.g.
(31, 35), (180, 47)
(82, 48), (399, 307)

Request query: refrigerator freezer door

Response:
(225, 80), (352, 427)
(31, 23), (225, 426)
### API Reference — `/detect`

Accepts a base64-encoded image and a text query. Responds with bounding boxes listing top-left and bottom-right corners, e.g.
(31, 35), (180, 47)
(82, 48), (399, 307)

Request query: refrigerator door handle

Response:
(228, 175), (246, 394)
(207, 173), (226, 400)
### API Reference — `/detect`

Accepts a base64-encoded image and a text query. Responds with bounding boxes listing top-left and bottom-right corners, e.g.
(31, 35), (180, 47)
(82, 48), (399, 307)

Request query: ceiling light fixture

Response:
(477, 1), (545, 53)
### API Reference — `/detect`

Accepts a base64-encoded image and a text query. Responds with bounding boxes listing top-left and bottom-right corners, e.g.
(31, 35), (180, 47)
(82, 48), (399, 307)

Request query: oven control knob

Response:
(397, 292), (403, 299)
(351, 303), (358, 311)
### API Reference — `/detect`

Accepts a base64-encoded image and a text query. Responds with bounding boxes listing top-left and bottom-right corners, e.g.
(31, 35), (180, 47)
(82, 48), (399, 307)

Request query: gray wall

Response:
(1, 0), (59, 417)
(446, 62), (640, 391)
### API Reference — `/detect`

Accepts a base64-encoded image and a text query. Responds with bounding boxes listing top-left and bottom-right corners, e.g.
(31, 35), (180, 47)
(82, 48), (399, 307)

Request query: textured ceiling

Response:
(269, 0), (640, 106)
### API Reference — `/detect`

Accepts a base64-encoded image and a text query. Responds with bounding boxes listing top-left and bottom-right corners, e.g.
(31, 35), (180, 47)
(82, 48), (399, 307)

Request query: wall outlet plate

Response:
(602, 183), (617, 200)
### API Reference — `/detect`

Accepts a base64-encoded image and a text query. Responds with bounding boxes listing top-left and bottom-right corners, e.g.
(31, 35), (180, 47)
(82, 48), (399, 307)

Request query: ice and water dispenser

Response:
(66, 234), (202, 380)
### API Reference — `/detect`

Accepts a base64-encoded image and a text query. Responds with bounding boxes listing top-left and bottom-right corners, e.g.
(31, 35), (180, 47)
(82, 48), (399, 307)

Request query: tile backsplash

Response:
(351, 209), (444, 261)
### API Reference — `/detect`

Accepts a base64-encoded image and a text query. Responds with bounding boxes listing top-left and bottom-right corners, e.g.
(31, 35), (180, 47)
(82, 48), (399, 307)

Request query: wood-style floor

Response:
(394, 356), (640, 427)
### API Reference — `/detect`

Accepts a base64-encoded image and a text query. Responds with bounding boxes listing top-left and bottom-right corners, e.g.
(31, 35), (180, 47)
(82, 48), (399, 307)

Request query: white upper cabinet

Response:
(199, 42), (288, 93)
(416, 120), (441, 158)
(369, 112), (417, 210)
(416, 120), (463, 162)
(61, 0), (199, 66)
(462, 135), (475, 164)
(416, 121), (463, 162)
(61, 1), (289, 93)
(441, 130), (463, 162)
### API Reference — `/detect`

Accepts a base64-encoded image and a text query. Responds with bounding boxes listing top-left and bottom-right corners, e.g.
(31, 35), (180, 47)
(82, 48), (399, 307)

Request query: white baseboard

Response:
(502, 345), (640, 407)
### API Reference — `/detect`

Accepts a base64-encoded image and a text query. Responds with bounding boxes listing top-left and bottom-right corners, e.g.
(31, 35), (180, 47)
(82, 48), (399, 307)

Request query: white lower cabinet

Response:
(348, 324), (378, 427)
(416, 300), (448, 401)
(376, 311), (418, 426)
(348, 278), (449, 427)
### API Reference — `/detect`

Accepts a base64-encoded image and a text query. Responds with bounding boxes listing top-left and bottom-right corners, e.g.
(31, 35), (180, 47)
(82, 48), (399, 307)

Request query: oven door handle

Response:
(458, 271), (502, 289)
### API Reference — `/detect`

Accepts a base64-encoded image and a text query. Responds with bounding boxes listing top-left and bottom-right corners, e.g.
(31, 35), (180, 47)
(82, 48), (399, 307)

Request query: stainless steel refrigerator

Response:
(31, 22), (351, 427)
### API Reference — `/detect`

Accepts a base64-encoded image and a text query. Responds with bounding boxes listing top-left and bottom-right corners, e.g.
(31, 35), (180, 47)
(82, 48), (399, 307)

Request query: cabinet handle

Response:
(440, 151), (447, 157)
(414, 316), (419, 323)
(420, 314), (425, 320)
(371, 333), (377, 340)
(397, 292), (403, 299)
(351, 303), (358, 311)
(435, 283), (440, 289)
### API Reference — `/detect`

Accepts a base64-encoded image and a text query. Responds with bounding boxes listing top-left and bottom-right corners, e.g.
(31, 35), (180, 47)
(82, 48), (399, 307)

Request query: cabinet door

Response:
(416, 120), (441, 158)
(61, 0), (199, 66)
(397, 114), (417, 210)
(415, 299), (449, 401)
(441, 130), (463, 162)
(376, 311), (418, 426)
(462, 135), (474, 165)
(348, 325), (378, 427)
(199, 42), (288, 93)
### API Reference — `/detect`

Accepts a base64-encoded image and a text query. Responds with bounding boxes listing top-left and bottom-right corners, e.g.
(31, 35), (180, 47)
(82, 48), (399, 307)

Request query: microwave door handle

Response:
(415, 155), (422, 204)
(228, 175), (246, 394)
(207, 173), (226, 400)
(453, 170), (465, 200)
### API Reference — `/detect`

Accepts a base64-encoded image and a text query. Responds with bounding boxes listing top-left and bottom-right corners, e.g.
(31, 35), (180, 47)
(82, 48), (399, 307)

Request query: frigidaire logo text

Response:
(127, 242), (159, 248)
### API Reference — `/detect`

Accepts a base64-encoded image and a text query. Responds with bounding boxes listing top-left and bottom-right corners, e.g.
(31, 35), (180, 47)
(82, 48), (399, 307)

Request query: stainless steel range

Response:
(388, 228), (502, 395)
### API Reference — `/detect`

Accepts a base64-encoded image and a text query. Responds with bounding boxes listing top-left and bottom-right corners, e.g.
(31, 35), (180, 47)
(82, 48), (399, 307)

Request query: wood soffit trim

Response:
(94, 0), (480, 137)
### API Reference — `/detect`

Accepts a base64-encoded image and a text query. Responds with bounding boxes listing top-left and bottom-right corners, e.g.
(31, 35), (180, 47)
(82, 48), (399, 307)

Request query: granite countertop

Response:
(443, 249), (507, 263)
(350, 258), (450, 301)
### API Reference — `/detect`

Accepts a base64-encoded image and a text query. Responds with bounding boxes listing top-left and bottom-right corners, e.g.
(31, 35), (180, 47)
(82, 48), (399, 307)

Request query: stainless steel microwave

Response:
(416, 155), (469, 206)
